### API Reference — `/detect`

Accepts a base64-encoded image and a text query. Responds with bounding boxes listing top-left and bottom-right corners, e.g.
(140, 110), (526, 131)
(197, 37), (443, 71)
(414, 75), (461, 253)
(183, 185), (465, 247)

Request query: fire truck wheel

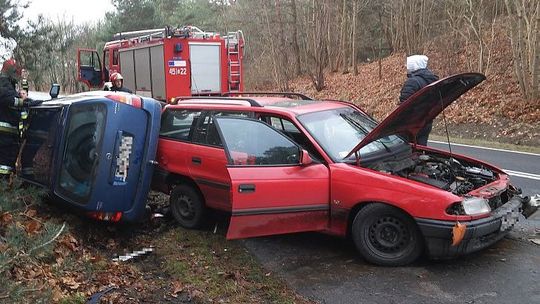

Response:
(170, 184), (206, 229)
(351, 203), (423, 266)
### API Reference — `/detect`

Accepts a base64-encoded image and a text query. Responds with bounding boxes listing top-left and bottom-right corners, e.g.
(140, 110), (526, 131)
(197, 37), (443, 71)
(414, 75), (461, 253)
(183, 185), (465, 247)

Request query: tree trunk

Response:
(290, 0), (302, 76)
(352, 0), (358, 75)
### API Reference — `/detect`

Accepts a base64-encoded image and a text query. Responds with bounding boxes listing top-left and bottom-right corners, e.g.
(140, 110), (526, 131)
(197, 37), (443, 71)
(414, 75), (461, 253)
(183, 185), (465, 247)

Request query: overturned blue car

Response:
(20, 90), (161, 222)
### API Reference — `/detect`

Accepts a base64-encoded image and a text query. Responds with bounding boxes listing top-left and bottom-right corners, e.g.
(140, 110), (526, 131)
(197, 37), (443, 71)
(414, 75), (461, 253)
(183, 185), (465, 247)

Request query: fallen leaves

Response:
(61, 276), (81, 290)
(170, 280), (184, 297)
(287, 44), (540, 147)
(1, 212), (13, 225)
(24, 219), (42, 235)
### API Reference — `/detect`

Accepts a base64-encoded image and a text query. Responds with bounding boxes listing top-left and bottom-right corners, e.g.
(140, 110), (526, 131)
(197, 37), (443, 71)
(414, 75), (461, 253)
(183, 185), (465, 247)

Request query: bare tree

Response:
(290, 0), (302, 76)
(382, 0), (439, 55)
(504, 0), (540, 100)
(304, 0), (330, 91)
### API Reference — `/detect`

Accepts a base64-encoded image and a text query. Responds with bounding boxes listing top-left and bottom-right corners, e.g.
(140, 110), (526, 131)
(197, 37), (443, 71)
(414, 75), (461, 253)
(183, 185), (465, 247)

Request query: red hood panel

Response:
(347, 73), (485, 157)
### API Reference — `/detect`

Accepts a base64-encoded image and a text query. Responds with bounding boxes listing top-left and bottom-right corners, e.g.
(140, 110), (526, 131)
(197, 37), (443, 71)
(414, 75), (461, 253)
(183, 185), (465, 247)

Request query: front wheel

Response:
(351, 203), (423, 266)
(169, 184), (206, 229)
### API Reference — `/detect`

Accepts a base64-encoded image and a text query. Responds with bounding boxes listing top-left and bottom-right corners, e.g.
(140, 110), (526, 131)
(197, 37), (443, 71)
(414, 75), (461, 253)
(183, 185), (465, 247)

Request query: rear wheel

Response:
(351, 203), (423, 266)
(170, 184), (206, 229)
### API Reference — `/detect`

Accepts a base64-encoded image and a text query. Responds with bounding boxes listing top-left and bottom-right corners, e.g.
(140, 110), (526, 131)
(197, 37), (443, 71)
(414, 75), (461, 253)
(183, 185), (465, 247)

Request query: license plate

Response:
(500, 208), (521, 231)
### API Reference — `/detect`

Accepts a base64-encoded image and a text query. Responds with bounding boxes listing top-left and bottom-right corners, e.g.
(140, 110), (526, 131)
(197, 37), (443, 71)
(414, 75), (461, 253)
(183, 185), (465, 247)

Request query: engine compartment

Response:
(368, 151), (498, 195)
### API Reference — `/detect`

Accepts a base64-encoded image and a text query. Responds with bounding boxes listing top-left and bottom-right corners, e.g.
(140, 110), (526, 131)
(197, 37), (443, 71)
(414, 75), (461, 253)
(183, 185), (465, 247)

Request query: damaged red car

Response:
(154, 73), (539, 266)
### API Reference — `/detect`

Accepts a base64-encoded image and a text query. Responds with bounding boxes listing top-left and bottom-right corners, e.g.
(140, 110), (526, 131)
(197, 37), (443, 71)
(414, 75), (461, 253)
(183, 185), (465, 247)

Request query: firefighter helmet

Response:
(110, 72), (124, 82)
(1, 58), (22, 80)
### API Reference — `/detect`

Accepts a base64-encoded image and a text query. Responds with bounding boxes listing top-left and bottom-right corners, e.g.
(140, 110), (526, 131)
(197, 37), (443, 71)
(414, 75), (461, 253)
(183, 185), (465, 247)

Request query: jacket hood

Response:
(406, 55), (428, 73)
(346, 73), (486, 158)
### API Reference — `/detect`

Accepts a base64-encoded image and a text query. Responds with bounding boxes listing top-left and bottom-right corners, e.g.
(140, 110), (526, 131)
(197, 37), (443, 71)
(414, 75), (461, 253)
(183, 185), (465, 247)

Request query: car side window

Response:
(261, 115), (324, 162)
(192, 111), (251, 147)
(160, 109), (202, 141)
(216, 117), (300, 166)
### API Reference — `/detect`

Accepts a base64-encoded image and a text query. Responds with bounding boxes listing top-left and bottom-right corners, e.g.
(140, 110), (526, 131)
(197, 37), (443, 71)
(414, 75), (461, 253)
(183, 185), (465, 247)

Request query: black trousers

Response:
(0, 133), (19, 175)
(416, 121), (433, 146)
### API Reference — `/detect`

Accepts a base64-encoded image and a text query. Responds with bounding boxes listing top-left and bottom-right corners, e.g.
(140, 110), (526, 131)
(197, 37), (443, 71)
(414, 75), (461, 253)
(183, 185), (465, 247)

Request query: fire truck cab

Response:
(77, 26), (244, 102)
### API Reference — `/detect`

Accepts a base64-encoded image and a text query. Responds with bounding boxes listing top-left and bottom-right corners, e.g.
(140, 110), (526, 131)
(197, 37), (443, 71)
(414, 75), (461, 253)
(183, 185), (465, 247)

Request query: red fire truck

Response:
(77, 26), (244, 102)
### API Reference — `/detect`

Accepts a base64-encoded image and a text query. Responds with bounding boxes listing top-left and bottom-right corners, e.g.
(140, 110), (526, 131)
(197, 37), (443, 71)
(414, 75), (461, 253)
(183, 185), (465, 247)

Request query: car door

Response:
(214, 116), (330, 240)
(188, 110), (251, 210)
(77, 48), (104, 88)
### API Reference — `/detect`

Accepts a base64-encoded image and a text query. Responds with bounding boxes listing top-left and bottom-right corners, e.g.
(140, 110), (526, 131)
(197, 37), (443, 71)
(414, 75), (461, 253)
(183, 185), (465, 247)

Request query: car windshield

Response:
(297, 107), (406, 162)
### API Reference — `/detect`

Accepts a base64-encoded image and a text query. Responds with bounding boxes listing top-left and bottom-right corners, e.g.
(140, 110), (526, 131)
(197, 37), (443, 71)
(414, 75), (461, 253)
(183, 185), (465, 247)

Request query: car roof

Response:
(167, 96), (351, 115)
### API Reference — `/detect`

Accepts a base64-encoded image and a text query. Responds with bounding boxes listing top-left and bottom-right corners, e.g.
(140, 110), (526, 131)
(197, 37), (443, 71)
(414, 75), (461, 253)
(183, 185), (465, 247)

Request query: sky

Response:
(2, 0), (116, 58)
(23, 0), (116, 25)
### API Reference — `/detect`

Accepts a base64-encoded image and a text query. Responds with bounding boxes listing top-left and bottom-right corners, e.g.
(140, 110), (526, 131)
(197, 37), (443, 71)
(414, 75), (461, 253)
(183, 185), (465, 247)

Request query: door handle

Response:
(192, 157), (202, 165)
(238, 184), (255, 193)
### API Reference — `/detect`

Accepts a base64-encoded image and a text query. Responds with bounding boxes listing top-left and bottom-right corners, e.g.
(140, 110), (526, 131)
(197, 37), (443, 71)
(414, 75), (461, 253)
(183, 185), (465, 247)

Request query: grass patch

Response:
(58, 293), (86, 304)
(430, 134), (540, 154)
(158, 227), (309, 303)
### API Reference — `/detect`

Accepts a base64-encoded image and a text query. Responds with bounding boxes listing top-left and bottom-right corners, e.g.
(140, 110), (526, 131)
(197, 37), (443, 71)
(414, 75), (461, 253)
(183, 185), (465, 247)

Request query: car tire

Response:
(170, 184), (206, 229)
(351, 203), (423, 266)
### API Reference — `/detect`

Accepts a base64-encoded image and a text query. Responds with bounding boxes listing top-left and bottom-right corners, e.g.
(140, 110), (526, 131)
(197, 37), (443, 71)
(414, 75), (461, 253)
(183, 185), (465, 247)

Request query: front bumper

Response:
(415, 195), (538, 259)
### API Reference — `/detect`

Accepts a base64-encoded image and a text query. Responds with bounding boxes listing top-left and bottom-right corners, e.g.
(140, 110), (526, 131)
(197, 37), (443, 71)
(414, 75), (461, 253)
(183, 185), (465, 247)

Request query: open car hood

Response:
(347, 73), (486, 157)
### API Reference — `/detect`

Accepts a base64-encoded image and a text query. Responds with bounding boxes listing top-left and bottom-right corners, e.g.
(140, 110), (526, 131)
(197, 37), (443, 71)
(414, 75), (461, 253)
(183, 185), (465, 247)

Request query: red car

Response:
(153, 73), (538, 266)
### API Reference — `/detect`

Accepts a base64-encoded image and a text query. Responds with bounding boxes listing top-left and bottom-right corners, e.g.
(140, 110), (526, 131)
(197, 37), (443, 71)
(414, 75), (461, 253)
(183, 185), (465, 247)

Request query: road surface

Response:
(245, 141), (540, 304)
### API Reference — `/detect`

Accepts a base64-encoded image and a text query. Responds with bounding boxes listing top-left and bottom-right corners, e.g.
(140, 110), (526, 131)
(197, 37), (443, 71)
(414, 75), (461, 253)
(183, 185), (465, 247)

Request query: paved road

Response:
(244, 231), (539, 304)
(245, 142), (540, 304)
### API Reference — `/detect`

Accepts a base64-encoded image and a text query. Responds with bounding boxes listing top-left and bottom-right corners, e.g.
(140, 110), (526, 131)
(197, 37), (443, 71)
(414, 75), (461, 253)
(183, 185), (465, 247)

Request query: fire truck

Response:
(77, 26), (244, 102)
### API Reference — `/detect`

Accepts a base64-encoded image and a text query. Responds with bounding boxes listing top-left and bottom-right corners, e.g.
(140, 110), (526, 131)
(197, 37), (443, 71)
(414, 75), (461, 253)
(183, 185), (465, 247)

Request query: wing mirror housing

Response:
(300, 149), (313, 166)
(49, 83), (60, 99)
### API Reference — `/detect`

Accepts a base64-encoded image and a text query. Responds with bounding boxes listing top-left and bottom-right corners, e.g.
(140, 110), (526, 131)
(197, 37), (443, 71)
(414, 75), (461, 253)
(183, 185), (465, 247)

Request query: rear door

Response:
(214, 117), (330, 239)
(188, 110), (251, 210)
(77, 48), (103, 88)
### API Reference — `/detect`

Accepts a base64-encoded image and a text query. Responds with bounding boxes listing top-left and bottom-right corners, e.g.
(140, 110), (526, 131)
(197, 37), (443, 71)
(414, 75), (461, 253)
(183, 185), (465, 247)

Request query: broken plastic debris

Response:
(530, 239), (540, 246)
(530, 194), (540, 207)
(112, 247), (154, 262)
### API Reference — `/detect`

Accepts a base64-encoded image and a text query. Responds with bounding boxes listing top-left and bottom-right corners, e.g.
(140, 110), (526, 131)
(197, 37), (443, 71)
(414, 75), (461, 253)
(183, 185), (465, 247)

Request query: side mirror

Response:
(300, 149), (313, 166)
(49, 83), (60, 99)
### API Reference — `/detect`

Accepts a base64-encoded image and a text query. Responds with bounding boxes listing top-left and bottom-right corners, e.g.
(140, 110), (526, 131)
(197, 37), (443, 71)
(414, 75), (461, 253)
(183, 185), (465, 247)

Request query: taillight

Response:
(106, 94), (142, 108)
(87, 211), (123, 222)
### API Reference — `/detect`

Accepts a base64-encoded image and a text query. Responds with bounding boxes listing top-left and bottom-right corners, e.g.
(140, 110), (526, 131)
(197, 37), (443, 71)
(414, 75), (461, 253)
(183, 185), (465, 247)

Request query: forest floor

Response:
(288, 49), (540, 149)
(1, 189), (312, 303)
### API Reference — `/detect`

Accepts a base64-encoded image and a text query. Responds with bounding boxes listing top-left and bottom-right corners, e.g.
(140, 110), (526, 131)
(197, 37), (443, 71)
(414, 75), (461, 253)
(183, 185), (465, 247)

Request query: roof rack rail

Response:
(223, 92), (313, 100)
(172, 96), (262, 107)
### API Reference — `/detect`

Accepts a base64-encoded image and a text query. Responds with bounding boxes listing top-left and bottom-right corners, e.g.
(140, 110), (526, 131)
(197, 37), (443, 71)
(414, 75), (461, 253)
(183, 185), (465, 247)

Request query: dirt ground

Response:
(1, 191), (311, 303)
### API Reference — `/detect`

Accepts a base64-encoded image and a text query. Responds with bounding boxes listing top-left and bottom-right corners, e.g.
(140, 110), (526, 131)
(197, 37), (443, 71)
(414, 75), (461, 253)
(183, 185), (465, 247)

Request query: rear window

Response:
(57, 103), (107, 203)
(160, 109), (202, 141)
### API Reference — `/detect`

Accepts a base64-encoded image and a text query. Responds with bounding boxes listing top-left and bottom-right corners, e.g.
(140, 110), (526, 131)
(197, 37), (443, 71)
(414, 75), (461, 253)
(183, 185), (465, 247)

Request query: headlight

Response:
(461, 197), (491, 215)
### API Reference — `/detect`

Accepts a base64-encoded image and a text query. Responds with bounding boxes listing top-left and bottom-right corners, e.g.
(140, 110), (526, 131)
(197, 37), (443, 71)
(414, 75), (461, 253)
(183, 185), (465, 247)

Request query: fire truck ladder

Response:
(226, 30), (244, 93)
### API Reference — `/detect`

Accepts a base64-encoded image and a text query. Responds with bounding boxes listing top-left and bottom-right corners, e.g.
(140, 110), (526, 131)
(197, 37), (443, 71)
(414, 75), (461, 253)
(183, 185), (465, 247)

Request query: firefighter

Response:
(20, 68), (29, 92)
(0, 59), (41, 178)
(109, 72), (132, 93)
